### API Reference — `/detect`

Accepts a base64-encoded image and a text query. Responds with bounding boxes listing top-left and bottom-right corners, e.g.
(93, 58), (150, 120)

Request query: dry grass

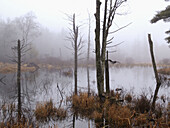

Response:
(125, 94), (132, 103)
(71, 92), (169, 127)
(34, 100), (67, 122)
(0, 63), (36, 73)
(62, 70), (73, 77)
(71, 92), (132, 127)
(0, 103), (35, 128)
(0, 119), (33, 128)
(113, 63), (170, 68)
(38, 64), (61, 71)
(107, 104), (131, 127)
(158, 67), (170, 75)
(72, 93), (100, 118)
(0, 102), (60, 128)
(0, 120), (58, 128)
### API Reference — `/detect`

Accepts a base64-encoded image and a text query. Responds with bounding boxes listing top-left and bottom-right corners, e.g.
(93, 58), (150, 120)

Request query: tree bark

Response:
(87, 13), (91, 97)
(101, 0), (108, 93)
(95, 0), (127, 96)
(148, 34), (161, 111)
(74, 33), (78, 95)
(105, 51), (110, 94)
(95, 0), (103, 96)
(17, 39), (21, 121)
(73, 14), (78, 95)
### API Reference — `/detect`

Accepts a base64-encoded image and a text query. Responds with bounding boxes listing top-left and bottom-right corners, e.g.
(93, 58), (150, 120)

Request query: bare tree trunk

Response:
(73, 114), (75, 128)
(74, 38), (78, 95)
(66, 14), (83, 95)
(73, 14), (78, 95)
(147, 34), (161, 111)
(101, 0), (108, 93)
(87, 13), (91, 97)
(105, 51), (110, 94)
(17, 39), (21, 121)
(95, 0), (127, 96)
(74, 50), (77, 95)
(95, 0), (103, 96)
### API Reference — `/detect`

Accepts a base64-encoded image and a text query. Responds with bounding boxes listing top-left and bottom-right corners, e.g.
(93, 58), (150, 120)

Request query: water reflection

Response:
(0, 66), (169, 127)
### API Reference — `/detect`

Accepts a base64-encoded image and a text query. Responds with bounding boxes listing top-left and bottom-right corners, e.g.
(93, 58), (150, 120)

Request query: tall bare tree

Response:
(66, 14), (84, 95)
(11, 39), (30, 121)
(17, 40), (21, 121)
(95, 0), (103, 96)
(87, 13), (92, 96)
(95, 0), (128, 96)
(15, 12), (40, 44)
(14, 12), (40, 61)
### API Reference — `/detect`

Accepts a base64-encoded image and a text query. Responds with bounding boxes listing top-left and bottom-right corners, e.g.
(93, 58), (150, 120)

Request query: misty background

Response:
(0, 0), (170, 64)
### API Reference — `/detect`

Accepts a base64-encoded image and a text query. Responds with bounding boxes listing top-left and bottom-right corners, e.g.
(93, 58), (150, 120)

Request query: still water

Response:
(0, 66), (169, 127)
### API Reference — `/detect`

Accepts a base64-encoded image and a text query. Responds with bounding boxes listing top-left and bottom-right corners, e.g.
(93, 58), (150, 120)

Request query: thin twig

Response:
(57, 83), (63, 108)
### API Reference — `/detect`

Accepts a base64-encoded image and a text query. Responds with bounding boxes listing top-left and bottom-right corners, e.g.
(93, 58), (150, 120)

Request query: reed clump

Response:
(71, 91), (169, 127)
(0, 103), (35, 128)
(108, 104), (131, 127)
(0, 119), (33, 128)
(34, 100), (67, 122)
(158, 67), (170, 75)
(72, 93), (100, 118)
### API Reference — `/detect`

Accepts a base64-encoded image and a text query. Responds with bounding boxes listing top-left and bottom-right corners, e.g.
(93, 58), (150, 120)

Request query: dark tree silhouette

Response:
(148, 34), (161, 111)
(151, 0), (170, 43)
(95, 0), (128, 96)
(66, 14), (84, 95)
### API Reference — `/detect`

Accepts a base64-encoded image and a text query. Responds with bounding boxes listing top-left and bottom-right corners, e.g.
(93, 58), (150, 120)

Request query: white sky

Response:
(0, 0), (169, 46)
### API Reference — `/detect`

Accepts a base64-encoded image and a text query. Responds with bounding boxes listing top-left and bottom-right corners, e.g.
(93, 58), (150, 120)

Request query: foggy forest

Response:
(0, 0), (170, 128)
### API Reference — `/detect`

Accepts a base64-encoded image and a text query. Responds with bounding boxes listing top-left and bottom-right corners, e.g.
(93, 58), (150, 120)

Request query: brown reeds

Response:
(34, 100), (67, 122)
(108, 104), (131, 127)
(72, 92), (100, 118)
(158, 68), (170, 75)
(71, 91), (169, 127)
(0, 63), (36, 73)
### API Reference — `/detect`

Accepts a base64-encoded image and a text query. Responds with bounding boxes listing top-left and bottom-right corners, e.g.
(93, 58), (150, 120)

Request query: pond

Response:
(0, 66), (169, 127)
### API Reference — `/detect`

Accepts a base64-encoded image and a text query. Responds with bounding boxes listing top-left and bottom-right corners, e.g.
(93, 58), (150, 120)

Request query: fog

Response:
(0, 0), (170, 64)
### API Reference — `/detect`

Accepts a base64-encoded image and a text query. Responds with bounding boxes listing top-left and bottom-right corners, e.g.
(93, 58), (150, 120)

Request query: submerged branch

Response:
(57, 83), (63, 108)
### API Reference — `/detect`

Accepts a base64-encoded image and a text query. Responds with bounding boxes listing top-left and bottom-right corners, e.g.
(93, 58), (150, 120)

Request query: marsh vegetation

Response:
(0, 0), (170, 127)
(0, 65), (169, 127)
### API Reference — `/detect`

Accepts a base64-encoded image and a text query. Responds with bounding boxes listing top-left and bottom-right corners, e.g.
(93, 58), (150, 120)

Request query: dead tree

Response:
(87, 12), (91, 97)
(66, 14), (84, 95)
(17, 40), (21, 121)
(105, 51), (119, 95)
(10, 39), (31, 121)
(95, 0), (129, 96)
(105, 51), (110, 94)
(15, 12), (40, 60)
(95, 0), (103, 96)
(147, 34), (161, 111)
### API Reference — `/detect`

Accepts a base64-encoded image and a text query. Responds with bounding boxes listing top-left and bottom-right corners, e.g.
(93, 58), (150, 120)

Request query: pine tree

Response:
(151, 0), (170, 43)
